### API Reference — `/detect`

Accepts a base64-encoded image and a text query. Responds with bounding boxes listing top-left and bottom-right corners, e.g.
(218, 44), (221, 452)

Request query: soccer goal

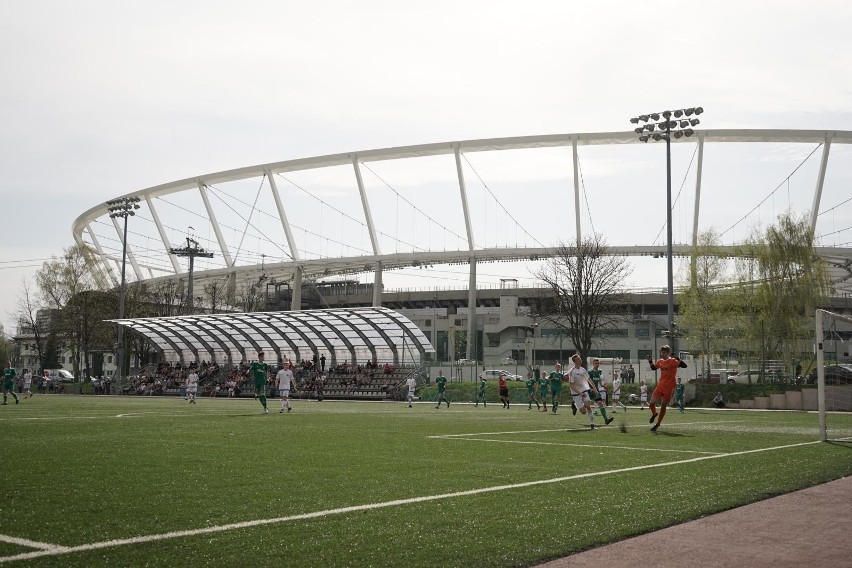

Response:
(815, 309), (852, 442)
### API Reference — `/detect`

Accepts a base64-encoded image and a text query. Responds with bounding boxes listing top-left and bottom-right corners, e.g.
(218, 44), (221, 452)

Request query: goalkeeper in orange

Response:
(645, 345), (687, 432)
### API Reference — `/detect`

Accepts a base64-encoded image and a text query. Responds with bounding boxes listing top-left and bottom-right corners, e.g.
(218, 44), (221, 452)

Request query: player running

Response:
(3, 362), (19, 405)
(498, 374), (510, 408)
(646, 345), (688, 431)
(22, 368), (33, 399)
(186, 365), (199, 404)
(610, 371), (627, 413)
(548, 363), (564, 414)
(474, 376), (487, 407)
(406, 374), (417, 407)
(567, 354), (613, 429)
(276, 363), (296, 413)
(434, 370), (449, 408)
(674, 377), (685, 413)
(526, 373), (541, 410)
(639, 380), (648, 410)
(538, 371), (549, 412)
(249, 352), (270, 413)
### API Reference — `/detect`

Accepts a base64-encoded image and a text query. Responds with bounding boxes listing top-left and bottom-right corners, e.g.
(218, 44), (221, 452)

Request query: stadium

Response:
(3, 128), (851, 567)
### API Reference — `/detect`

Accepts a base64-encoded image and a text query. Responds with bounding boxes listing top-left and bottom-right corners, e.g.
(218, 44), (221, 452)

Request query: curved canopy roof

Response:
(111, 307), (434, 367)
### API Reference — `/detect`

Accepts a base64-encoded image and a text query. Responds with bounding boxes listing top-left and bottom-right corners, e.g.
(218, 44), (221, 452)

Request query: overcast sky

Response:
(2, 0), (852, 335)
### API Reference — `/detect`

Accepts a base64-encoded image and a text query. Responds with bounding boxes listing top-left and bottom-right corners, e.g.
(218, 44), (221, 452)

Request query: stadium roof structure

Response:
(110, 307), (434, 366)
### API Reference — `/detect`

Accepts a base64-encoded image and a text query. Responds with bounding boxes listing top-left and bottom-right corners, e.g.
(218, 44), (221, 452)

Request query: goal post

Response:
(815, 309), (852, 442)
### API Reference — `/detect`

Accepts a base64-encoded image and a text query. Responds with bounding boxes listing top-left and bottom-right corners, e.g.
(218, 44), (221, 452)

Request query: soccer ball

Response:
(628, 393), (638, 404)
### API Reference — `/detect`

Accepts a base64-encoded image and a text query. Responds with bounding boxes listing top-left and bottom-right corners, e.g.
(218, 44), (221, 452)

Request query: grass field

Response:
(1, 394), (851, 567)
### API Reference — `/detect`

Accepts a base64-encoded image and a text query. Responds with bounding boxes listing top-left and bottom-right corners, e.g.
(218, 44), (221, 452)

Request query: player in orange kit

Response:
(645, 345), (687, 432)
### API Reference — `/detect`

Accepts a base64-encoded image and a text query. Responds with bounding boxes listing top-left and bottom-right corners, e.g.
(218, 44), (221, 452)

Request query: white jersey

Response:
(23, 372), (32, 388)
(640, 384), (648, 400)
(568, 366), (592, 393)
(611, 377), (622, 396)
(277, 368), (295, 391)
(186, 372), (199, 392)
(406, 377), (417, 392)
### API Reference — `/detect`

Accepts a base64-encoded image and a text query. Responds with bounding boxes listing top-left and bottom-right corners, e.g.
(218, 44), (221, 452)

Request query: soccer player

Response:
(434, 370), (449, 408)
(526, 373), (540, 410)
(588, 358), (605, 415)
(474, 376), (487, 407)
(2, 362), (19, 405)
(277, 363), (296, 413)
(639, 380), (648, 410)
(186, 366), (199, 404)
(567, 354), (613, 429)
(406, 374), (417, 407)
(22, 368), (33, 399)
(646, 345), (688, 432)
(674, 377), (685, 413)
(538, 370), (549, 412)
(498, 374), (510, 408)
(548, 363), (564, 414)
(249, 352), (270, 413)
(611, 371), (627, 413)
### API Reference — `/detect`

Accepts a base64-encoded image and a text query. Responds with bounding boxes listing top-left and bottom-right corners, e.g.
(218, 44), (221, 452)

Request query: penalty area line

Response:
(436, 436), (722, 455)
(0, 439), (822, 564)
(0, 534), (68, 552)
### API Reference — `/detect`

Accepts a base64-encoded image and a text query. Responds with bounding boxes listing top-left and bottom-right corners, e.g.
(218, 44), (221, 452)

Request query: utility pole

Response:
(169, 237), (214, 313)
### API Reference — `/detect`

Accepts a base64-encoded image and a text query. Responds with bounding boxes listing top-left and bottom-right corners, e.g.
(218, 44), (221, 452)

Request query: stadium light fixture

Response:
(105, 196), (141, 384)
(629, 107), (704, 355)
(630, 117), (640, 124)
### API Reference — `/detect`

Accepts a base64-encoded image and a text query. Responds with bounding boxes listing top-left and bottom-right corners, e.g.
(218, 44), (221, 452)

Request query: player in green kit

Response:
(526, 373), (540, 410)
(674, 377), (685, 413)
(434, 370), (449, 408)
(248, 352), (270, 413)
(538, 371), (549, 412)
(588, 358), (603, 415)
(474, 376), (487, 407)
(3, 362), (19, 405)
(548, 363), (563, 414)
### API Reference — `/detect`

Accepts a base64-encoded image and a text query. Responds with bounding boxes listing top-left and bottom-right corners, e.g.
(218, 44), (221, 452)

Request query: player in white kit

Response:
(276, 364), (296, 413)
(406, 376), (417, 407)
(186, 368), (199, 404)
(639, 380), (648, 410)
(611, 373), (627, 412)
(22, 368), (33, 399)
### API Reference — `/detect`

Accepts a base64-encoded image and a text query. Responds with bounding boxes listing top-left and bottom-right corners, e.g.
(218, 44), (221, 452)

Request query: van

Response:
(44, 369), (76, 383)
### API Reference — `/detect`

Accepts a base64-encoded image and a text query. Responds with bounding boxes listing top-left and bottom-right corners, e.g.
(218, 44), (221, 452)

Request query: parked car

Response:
(479, 369), (523, 381)
(500, 357), (517, 365)
(455, 358), (476, 365)
(44, 369), (76, 383)
(807, 364), (852, 385)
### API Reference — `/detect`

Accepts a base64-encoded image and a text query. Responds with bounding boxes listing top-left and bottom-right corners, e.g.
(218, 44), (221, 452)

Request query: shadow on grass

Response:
(651, 430), (689, 438)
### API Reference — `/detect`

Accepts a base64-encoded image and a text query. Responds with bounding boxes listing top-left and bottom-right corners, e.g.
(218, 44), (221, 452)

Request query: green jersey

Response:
(435, 375), (447, 393)
(675, 383), (685, 400)
(250, 361), (269, 386)
(3, 367), (16, 388)
(548, 371), (563, 387)
(538, 376), (548, 393)
(526, 378), (536, 393)
(478, 379), (486, 394)
(588, 369), (602, 390)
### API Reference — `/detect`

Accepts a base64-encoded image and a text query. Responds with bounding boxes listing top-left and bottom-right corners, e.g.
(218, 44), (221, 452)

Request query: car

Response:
(807, 364), (852, 385)
(455, 358), (476, 365)
(479, 369), (524, 381)
(44, 369), (76, 383)
(500, 357), (517, 365)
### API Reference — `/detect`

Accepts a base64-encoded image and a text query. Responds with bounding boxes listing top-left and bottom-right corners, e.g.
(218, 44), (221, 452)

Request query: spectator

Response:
(713, 391), (725, 408)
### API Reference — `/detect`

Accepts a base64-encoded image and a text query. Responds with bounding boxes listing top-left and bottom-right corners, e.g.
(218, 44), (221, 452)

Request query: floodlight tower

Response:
(629, 107), (704, 355)
(107, 196), (141, 382)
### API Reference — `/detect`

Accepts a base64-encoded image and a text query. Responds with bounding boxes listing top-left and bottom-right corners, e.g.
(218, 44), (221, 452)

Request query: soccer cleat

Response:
(605, 417), (614, 425)
(408, 403), (412, 408)
(288, 407), (292, 412)
(435, 405), (440, 409)
(590, 424), (596, 430)
(264, 408), (269, 414)
(446, 401), (450, 408)
(15, 399), (19, 404)
(649, 413), (658, 424)
(280, 409), (285, 413)
(650, 424), (659, 432)
(572, 405), (577, 416)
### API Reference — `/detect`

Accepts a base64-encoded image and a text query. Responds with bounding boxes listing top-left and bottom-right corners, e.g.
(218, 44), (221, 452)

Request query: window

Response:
(107, 355), (113, 364)
(423, 319), (431, 327)
(454, 319), (462, 326)
(635, 328), (649, 338)
(595, 328), (628, 338)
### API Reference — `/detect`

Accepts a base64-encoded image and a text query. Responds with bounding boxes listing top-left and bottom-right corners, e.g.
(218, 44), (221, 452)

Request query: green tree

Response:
(678, 229), (731, 379)
(734, 212), (830, 376)
(533, 235), (632, 365)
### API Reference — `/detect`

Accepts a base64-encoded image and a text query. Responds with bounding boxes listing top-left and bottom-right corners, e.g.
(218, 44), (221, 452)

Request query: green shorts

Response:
(254, 380), (266, 393)
(3, 380), (14, 391)
(550, 385), (562, 397)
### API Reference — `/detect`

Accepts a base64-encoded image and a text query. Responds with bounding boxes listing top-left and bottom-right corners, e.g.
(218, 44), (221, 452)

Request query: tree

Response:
(533, 235), (632, 364)
(203, 276), (231, 314)
(35, 244), (106, 378)
(734, 212), (830, 376)
(14, 279), (47, 371)
(678, 229), (732, 379)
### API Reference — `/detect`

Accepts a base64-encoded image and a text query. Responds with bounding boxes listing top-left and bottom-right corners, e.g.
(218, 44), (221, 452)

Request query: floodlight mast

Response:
(169, 237), (215, 313)
(106, 196), (141, 383)
(629, 107), (704, 355)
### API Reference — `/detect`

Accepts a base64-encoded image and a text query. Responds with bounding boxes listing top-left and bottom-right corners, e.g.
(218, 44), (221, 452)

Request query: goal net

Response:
(815, 309), (852, 442)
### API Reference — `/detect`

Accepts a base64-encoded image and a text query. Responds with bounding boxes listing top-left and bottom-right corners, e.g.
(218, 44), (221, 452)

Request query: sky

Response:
(2, 0), (852, 335)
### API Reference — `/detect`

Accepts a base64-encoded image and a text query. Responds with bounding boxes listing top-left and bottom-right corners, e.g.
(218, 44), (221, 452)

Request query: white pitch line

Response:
(0, 439), (822, 564)
(0, 534), (68, 552)
(437, 436), (723, 454)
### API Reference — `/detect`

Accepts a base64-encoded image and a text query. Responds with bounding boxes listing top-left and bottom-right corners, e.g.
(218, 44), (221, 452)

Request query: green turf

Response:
(1, 395), (850, 567)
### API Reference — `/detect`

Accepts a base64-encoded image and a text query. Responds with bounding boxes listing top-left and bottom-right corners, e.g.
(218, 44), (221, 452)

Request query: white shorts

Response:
(279, 388), (291, 397)
(407, 388), (415, 397)
(572, 390), (592, 408)
(612, 392), (621, 400)
(23, 381), (32, 389)
(187, 386), (197, 393)
(640, 395), (648, 402)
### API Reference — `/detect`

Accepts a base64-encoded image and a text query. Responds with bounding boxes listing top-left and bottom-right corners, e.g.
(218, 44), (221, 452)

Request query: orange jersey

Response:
(654, 357), (680, 387)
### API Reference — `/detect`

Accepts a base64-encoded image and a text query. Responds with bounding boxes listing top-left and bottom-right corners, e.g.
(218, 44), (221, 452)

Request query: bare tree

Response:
(533, 235), (632, 364)
(203, 276), (231, 314)
(15, 279), (47, 371)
